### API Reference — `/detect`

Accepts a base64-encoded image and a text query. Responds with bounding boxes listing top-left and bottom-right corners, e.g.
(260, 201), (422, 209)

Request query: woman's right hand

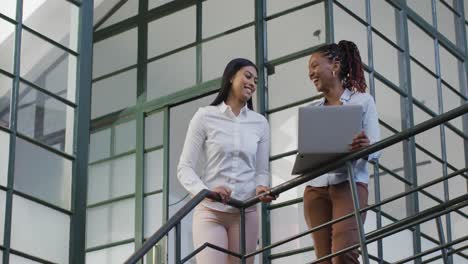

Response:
(211, 186), (232, 204)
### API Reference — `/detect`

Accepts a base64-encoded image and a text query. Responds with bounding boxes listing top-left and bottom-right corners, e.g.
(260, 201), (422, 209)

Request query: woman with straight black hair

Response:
(303, 40), (381, 263)
(178, 58), (275, 264)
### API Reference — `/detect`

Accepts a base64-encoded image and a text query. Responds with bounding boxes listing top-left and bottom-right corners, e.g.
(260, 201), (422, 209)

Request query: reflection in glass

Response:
(14, 137), (72, 209)
(23, 0), (80, 51)
(20, 30), (77, 103)
(17, 84), (75, 153)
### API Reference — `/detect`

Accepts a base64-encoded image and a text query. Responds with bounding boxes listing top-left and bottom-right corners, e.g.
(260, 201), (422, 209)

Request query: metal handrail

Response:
(125, 102), (468, 264)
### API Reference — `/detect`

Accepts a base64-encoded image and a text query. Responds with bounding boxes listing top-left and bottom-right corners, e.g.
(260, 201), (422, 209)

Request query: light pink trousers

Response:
(192, 205), (258, 264)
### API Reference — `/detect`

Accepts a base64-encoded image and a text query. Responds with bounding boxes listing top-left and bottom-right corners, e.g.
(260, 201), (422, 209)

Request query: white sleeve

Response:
(177, 109), (210, 196)
(256, 119), (271, 187)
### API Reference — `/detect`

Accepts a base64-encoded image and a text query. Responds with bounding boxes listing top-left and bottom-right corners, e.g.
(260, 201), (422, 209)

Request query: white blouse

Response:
(177, 102), (270, 212)
(307, 88), (381, 187)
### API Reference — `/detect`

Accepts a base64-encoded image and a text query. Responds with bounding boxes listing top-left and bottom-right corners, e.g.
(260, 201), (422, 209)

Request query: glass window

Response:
(445, 127), (466, 170)
(14, 137), (72, 209)
(147, 6), (195, 58)
(168, 94), (215, 210)
(202, 27), (255, 81)
(20, 30), (78, 102)
(439, 45), (461, 93)
(382, 225), (414, 261)
(166, 95), (216, 262)
(0, 190), (5, 245)
(88, 154), (136, 205)
(448, 168), (467, 201)
(410, 60), (439, 112)
(415, 149), (444, 202)
(373, 33), (400, 86)
(269, 105), (301, 156)
(334, 4), (368, 65)
(408, 20), (436, 72)
(144, 193), (163, 238)
(86, 242), (135, 264)
(270, 202), (314, 262)
(442, 84), (464, 131)
(23, 0), (79, 51)
(407, 0), (433, 24)
(271, 155), (309, 204)
(371, 0), (398, 45)
(380, 177), (408, 221)
(374, 79), (402, 131)
(11, 195), (70, 263)
(413, 105), (442, 159)
(378, 126), (405, 179)
(268, 56), (317, 110)
(98, 0), (138, 30)
(89, 128), (111, 163)
(147, 47), (196, 101)
(335, 0), (366, 19)
(10, 254), (43, 263)
(148, 0), (174, 10)
(115, 120), (136, 154)
(43, 51), (78, 103)
(266, 0), (314, 16)
(92, 69), (137, 119)
(0, 130), (9, 186)
(0, 1), (16, 20)
(450, 212), (468, 259)
(93, 28), (138, 78)
(145, 111), (164, 149)
(17, 84), (75, 154)
(86, 198), (135, 248)
(202, 0), (253, 38)
(437, 0), (457, 45)
(267, 3), (325, 59)
(0, 73), (12, 128)
(0, 18), (15, 74)
(145, 149), (163, 193)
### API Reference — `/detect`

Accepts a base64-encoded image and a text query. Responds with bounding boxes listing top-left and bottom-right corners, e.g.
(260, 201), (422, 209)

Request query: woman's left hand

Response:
(349, 131), (370, 151)
(256, 185), (277, 203)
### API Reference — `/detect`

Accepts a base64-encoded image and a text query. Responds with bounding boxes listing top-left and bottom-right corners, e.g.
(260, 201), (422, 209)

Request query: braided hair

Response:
(315, 40), (367, 93)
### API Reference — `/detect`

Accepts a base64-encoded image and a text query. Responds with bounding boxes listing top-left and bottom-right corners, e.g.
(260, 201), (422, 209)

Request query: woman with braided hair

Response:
(303, 40), (381, 263)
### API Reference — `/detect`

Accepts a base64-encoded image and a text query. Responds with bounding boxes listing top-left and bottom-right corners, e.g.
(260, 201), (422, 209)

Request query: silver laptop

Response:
(291, 105), (363, 175)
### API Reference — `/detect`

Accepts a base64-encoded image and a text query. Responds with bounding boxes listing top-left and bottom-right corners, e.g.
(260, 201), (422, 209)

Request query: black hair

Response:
(210, 58), (258, 110)
(314, 40), (367, 92)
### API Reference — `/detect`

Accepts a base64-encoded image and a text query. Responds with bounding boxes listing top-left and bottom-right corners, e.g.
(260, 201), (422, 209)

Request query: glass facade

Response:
(0, 0), (466, 263)
(0, 0), (92, 263)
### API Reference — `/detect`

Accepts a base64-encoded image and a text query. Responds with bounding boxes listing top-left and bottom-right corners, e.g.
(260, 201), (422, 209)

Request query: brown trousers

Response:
(303, 181), (368, 264)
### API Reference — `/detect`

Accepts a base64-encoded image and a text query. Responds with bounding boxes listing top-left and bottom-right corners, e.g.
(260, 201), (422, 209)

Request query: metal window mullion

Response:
(135, 0), (149, 256)
(161, 108), (170, 264)
(3, 0), (23, 263)
(457, 0), (468, 188)
(324, 0), (334, 44)
(196, 0), (202, 84)
(365, 0), (384, 261)
(432, 1), (453, 263)
(397, 2), (422, 262)
(254, 1), (270, 263)
(69, 0), (94, 262)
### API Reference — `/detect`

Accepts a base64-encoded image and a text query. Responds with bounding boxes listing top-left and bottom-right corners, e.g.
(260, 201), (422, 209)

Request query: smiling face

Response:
(308, 52), (341, 93)
(229, 66), (258, 103)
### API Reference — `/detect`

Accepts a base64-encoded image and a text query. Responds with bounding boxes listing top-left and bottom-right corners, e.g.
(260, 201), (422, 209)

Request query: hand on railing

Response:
(210, 186), (232, 204)
(256, 185), (278, 203)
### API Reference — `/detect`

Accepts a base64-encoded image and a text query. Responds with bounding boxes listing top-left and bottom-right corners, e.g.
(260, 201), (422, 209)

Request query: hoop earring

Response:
(332, 71), (336, 77)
